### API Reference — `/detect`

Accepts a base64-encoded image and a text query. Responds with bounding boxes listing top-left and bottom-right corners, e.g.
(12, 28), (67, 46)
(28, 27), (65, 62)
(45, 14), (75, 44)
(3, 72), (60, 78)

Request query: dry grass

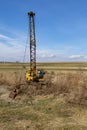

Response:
(0, 71), (87, 106)
(0, 95), (87, 130)
(0, 71), (87, 129)
(51, 72), (87, 106)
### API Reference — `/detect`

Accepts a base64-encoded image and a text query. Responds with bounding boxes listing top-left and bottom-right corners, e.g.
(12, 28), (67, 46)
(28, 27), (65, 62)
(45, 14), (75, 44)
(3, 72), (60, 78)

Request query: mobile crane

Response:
(25, 11), (45, 82)
(9, 11), (45, 99)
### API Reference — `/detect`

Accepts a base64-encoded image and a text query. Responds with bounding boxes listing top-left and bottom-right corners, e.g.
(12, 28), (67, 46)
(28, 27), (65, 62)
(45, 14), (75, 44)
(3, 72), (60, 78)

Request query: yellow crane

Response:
(25, 11), (45, 82)
(9, 11), (45, 99)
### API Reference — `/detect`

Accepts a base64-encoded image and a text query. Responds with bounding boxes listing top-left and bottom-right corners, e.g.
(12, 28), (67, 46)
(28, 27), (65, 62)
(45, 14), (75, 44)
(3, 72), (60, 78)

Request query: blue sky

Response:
(0, 0), (87, 62)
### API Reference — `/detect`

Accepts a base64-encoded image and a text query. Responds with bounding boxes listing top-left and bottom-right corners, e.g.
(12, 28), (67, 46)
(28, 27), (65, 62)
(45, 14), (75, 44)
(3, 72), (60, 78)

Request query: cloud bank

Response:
(0, 33), (87, 62)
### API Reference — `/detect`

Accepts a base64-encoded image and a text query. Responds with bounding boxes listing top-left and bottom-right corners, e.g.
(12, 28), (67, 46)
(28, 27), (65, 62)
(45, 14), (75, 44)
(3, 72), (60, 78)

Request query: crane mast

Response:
(28, 12), (36, 77)
(26, 11), (45, 82)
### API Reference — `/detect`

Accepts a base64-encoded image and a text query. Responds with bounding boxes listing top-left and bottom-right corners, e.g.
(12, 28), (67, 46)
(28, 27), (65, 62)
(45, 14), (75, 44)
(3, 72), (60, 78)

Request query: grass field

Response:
(0, 62), (87, 130)
(0, 62), (87, 72)
(0, 95), (87, 130)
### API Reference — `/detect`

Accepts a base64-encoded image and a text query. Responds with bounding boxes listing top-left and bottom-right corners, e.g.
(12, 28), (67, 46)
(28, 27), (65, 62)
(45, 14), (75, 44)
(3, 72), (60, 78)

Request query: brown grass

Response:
(0, 71), (87, 106)
(45, 71), (87, 106)
(0, 71), (87, 129)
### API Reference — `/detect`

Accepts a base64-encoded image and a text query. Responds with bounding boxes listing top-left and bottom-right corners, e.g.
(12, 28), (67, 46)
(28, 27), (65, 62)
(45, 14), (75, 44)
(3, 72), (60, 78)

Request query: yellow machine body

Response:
(26, 68), (45, 82)
(26, 69), (33, 81)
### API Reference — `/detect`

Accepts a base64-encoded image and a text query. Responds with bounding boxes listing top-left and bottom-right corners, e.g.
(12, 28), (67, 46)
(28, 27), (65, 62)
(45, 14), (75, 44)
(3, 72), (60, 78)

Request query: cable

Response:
(23, 32), (29, 63)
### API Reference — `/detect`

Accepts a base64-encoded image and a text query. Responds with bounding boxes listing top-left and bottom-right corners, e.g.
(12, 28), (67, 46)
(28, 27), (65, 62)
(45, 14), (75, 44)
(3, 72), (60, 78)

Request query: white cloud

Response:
(39, 54), (56, 58)
(0, 42), (25, 61)
(1, 33), (87, 62)
(0, 33), (27, 62)
(69, 55), (84, 59)
(37, 49), (63, 60)
(0, 34), (11, 40)
(84, 56), (87, 59)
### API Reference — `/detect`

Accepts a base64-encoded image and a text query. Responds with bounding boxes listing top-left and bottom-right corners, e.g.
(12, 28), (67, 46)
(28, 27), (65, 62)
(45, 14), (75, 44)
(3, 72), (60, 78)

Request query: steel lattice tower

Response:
(28, 11), (36, 75)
